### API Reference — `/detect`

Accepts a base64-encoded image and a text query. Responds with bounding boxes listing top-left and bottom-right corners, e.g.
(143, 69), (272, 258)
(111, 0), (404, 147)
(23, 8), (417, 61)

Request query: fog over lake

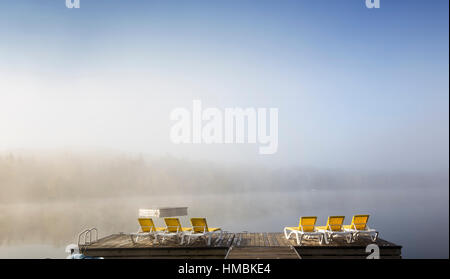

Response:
(0, 0), (448, 261)
(0, 152), (447, 258)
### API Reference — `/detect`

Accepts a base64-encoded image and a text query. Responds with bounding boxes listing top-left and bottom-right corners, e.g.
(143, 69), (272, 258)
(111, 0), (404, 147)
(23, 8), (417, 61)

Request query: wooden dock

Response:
(79, 232), (401, 259)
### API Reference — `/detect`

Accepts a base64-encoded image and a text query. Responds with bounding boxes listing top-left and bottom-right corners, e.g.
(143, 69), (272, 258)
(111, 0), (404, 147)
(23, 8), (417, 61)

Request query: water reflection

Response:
(1, 187), (448, 258)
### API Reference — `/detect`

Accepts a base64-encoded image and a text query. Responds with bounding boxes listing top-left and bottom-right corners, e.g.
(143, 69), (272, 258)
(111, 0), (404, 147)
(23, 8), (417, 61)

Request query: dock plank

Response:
(271, 233), (280, 246)
(80, 233), (401, 259)
(226, 247), (300, 259)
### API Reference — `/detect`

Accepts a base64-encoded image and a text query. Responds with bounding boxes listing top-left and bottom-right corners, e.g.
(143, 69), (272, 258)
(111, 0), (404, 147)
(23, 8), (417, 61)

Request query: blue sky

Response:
(0, 0), (448, 171)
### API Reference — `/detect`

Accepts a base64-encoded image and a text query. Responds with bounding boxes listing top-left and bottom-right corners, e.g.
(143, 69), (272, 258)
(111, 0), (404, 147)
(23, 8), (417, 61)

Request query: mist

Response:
(0, 151), (448, 258)
(1, 151), (447, 203)
(0, 0), (448, 259)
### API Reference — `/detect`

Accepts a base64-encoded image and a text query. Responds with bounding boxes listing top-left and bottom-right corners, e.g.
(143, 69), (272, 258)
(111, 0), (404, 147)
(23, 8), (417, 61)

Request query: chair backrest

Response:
(298, 216), (317, 232)
(351, 214), (369, 230)
(190, 218), (209, 233)
(164, 218), (182, 232)
(138, 218), (156, 233)
(326, 216), (345, 231)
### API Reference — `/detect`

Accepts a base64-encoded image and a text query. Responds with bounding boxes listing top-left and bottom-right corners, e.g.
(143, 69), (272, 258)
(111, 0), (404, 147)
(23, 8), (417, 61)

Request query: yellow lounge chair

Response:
(161, 218), (192, 244)
(343, 214), (378, 242)
(284, 216), (325, 245)
(130, 218), (165, 243)
(184, 218), (223, 246)
(316, 216), (353, 244)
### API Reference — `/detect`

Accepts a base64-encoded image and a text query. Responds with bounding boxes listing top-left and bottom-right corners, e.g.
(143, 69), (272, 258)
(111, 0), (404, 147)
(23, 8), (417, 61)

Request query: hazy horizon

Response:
(1, 0), (449, 172)
(0, 0), (448, 259)
(1, 150), (447, 203)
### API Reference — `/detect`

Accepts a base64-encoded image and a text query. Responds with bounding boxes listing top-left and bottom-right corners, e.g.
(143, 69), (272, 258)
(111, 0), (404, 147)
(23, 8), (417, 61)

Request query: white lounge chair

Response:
(159, 218), (192, 244)
(284, 216), (325, 245)
(343, 214), (378, 242)
(130, 218), (165, 243)
(184, 218), (223, 246)
(316, 216), (353, 244)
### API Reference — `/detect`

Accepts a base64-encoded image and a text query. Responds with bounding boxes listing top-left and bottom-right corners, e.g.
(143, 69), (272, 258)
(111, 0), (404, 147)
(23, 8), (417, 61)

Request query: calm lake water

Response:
(0, 187), (448, 259)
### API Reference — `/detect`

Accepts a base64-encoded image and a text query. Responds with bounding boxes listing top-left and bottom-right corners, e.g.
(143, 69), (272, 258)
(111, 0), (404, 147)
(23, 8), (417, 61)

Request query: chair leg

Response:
(296, 233), (303, 245)
(371, 232), (378, 242)
(284, 228), (289, 239)
(346, 233), (352, 243)
(323, 233), (330, 244)
(179, 234), (184, 245)
(285, 229), (294, 240)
